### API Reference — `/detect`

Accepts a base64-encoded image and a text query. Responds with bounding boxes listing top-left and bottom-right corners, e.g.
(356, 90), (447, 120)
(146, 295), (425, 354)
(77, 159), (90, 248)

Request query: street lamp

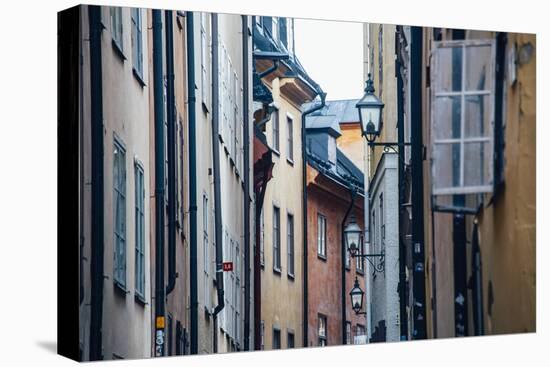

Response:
(344, 216), (385, 273)
(350, 277), (366, 315)
(356, 73), (384, 143)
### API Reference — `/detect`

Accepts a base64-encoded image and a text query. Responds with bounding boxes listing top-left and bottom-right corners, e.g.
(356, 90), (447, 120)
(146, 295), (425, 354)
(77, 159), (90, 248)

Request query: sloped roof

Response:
(302, 99), (360, 124)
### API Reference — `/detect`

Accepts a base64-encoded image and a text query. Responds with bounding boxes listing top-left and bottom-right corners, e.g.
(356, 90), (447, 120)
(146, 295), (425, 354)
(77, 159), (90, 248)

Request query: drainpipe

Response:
(88, 5), (104, 361)
(341, 188), (357, 345)
(242, 14), (252, 351)
(211, 14), (225, 354)
(152, 9), (167, 357)
(186, 11), (199, 355)
(302, 91), (326, 346)
(166, 10), (177, 296)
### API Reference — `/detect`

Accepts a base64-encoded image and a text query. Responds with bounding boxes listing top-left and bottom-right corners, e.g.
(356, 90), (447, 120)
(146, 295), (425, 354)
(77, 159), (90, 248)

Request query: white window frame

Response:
(203, 193), (210, 310)
(286, 112), (294, 162)
(110, 7), (123, 51)
(200, 13), (210, 109)
(287, 213), (294, 277)
(130, 8), (143, 77)
(134, 159), (145, 299)
(431, 39), (496, 196)
(317, 214), (327, 258)
(273, 205), (281, 271)
(113, 137), (127, 288)
(272, 108), (280, 152)
(260, 208), (265, 267)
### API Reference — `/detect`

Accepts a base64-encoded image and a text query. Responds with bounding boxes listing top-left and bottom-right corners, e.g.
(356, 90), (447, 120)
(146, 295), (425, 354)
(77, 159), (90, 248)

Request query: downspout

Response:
(165, 10), (177, 296)
(341, 188), (357, 345)
(302, 92), (326, 346)
(242, 15), (252, 351)
(152, 9), (166, 357)
(395, 44), (408, 340)
(186, 11), (199, 355)
(211, 14), (225, 350)
(88, 5), (104, 361)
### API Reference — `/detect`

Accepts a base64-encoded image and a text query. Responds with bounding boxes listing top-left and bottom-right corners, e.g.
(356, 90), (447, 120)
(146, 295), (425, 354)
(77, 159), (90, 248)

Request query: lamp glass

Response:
(350, 280), (364, 313)
(344, 219), (362, 256)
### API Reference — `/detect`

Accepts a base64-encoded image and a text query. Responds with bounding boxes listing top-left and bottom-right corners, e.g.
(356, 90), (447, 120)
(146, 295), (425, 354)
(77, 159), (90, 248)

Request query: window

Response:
(431, 40), (495, 195)
(272, 109), (280, 152)
(167, 314), (173, 356)
(200, 13), (210, 108)
(272, 17), (279, 43)
(260, 321), (265, 350)
(273, 328), (281, 349)
(317, 214), (327, 258)
(287, 330), (295, 348)
(355, 324), (365, 344)
(134, 162), (145, 299)
(203, 194), (210, 310)
(273, 206), (281, 271)
(113, 139), (126, 288)
(260, 208), (265, 267)
(287, 115), (294, 162)
(346, 321), (352, 344)
(279, 18), (288, 49)
(318, 315), (327, 346)
(287, 214), (294, 277)
(131, 8), (143, 78)
(110, 7), (123, 52)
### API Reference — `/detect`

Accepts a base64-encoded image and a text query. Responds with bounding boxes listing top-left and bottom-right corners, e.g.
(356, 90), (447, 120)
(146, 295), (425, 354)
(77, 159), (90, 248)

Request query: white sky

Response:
(294, 18), (364, 101)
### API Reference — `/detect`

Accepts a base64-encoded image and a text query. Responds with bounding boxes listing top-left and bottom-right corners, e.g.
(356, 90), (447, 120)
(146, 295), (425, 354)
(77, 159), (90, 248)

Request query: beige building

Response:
(420, 28), (536, 338)
(253, 15), (321, 350)
(79, 5), (153, 360)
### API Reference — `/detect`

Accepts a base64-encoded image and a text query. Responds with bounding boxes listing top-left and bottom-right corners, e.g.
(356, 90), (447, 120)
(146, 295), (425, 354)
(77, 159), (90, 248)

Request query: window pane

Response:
(432, 143), (460, 190)
(465, 45), (493, 91)
(464, 94), (491, 139)
(433, 96), (461, 140)
(464, 141), (492, 187)
(434, 46), (462, 93)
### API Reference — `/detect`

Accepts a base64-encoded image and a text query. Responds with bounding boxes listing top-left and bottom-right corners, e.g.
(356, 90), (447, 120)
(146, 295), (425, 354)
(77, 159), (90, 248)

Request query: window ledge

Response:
(287, 158), (294, 166)
(272, 149), (280, 157)
(135, 293), (147, 306)
(132, 68), (146, 87)
(287, 272), (295, 281)
(356, 268), (365, 276)
(317, 254), (327, 262)
(273, 267), (282, 275)
(114, 280), (128, 296)
(111, 39), (126, 61)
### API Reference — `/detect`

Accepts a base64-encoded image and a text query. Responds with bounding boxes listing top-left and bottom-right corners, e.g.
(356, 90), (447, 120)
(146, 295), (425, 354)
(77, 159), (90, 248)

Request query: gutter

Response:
(211, 15), (225, 352)
(88, 5), (104, 361)
(186, 11), (199, 355)
(152, 9), (167, 357)
(301, 91), (326, 346)
(166, 10), (177, 296)
(242, 15), (252, 351)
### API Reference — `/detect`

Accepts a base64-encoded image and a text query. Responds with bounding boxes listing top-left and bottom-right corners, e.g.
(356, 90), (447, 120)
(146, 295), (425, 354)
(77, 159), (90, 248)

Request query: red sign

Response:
(223, 262), (233, 272)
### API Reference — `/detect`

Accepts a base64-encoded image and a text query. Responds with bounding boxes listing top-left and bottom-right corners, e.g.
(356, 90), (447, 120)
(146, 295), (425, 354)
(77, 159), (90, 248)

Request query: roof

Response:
(302, 99), (360, 124)
(305, 114), (341, 137)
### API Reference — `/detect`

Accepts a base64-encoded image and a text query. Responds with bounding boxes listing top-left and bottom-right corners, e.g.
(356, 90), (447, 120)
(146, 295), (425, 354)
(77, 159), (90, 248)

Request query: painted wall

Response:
(80, 5), (153, 360)
(260, 77), (304, 349)
(306, 169), (367, 347)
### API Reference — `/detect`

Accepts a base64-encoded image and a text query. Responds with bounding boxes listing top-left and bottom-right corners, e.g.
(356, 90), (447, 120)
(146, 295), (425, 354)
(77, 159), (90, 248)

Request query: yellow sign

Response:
(156, 316), (165, 329)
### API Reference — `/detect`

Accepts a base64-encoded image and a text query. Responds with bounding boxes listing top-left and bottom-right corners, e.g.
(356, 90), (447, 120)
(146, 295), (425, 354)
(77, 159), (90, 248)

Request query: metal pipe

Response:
(363, 138), (372, 342)
(410, 25), (427, 340)
(165, 10), (177, 296)
(302, 91), (326, 346)
(211, 13), (225, 319)
(341, 189), (357, 344)
(88, 5), (104, 361)
(258, 60), (279, 79)
(152, 9), (166, 357)
(242, 14), (252, 351)
(186, 11), (199, 355)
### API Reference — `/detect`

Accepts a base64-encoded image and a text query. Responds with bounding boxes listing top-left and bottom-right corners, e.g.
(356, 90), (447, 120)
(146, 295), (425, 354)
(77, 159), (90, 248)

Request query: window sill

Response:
(345, 265), (351, 272)
(135, 293), (147, 306)
(132, 68), (146, 87)
(114, 280), (128, 296)
(317, 254), (327, 262)
(111, 39), (126, 62)
(356, 268), (365, 276)
(273, 267), (282, 276)
(287, 272), (295, 281)
(272, 148), (280, 157)
(287, 158), (294, 166)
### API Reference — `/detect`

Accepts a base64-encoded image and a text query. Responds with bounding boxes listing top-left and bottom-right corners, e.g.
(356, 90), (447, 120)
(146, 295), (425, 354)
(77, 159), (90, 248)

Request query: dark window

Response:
(167, 314), (173, 356)
(260, 320), (265, 350)
(263, 16), (272, 35)
(131, 8), (143, 78)
(287, 331), (295, 348)
(287, 115), (294, 161)
(260, 209), (265, 267)
(273, 206), (281, 271)
(346, 321), (352, 344)
(317, 214), (327, 258)
(110, 7), (123, 51)
(272, 109), (280, 152)
(318, 314), (327, 346)
(287, 213), (294, 277)
(279, 18), (288, 49)
(273, 328), (281, 349)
